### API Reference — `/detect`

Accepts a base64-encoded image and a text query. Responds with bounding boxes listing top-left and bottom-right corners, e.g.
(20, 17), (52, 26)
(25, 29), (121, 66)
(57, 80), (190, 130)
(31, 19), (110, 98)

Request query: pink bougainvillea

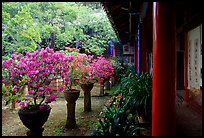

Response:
(60, 48), (98, 91)
(2, 48), (69, 111)
(92, 56), (114, 79)
(2, 47), (115, 110)
(61, 48), (114, 91)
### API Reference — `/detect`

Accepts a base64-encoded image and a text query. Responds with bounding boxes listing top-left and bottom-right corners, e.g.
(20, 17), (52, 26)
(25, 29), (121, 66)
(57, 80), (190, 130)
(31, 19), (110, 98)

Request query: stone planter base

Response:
(81, 83), (94, 112)
(64, 90), (80, 129)
(18, 105), (51, 136)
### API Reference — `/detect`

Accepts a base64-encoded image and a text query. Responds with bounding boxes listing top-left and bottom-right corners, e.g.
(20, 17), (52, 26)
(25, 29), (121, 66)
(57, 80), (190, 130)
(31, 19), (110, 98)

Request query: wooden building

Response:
(102, 2), (202, 136)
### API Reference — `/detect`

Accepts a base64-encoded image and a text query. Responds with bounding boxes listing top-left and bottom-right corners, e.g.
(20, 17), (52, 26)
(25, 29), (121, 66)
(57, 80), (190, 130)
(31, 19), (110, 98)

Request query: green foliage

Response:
(116, 66), (152, 120)
(95, 68), (152, 136)
(128, 73), (152, 120)
(110, 57), (124, 77)
(2, 2), (118, 56)
(2, 69), (8, 78)
(117, 64), (135, 84)
(2, 55), (10, 61)
(95, 96), (143, 136)
(54, 127), (63, 136)
(2, 73), (29, 107)
(2, 84), (24, 106)
(2, 3), (41, 54)
(2, 84), (10, 96)
(79, 2), (102, 10)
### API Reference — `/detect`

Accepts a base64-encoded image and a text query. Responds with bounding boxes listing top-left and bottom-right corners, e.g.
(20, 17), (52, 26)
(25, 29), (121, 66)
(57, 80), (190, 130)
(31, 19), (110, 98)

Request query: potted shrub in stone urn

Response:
(92, 56), (114, 96)
(77, 54), (98, 112)
(60, 75), (80, 129)
(59, 48), (84, 129)
(6, 48), (67, 136)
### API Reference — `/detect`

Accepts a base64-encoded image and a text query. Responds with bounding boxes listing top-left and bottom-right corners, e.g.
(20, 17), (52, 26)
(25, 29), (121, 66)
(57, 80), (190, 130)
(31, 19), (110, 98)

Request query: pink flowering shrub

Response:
(2, 46), (114, 111)
(2, 53), (28, 105)
(92, 56), (114, 81)
(2, 48), (69, 111)
(61, 48), (114, 90)
(2, 53), (25, 88)
(59, 48), (97, 91)
(75, 54), (98, 85)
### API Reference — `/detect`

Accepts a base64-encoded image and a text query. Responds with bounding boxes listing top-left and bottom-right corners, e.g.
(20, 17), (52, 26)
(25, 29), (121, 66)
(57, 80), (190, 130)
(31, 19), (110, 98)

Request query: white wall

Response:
(187, 24), (202, 89)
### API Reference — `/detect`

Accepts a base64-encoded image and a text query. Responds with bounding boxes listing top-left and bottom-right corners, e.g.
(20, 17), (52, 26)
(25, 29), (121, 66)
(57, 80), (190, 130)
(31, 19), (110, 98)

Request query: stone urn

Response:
(104, 77), (111, 90)
(63, 89), (80, 129)
(99, 78), (105, 96)
(18, 105), (51, 136)
(80, 83), (94, 112)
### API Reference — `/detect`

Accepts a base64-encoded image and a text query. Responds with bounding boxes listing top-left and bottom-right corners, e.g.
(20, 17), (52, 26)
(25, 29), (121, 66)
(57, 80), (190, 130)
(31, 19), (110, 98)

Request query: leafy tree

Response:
(2, 2), (118, 56)
(2, 2), (41, 54)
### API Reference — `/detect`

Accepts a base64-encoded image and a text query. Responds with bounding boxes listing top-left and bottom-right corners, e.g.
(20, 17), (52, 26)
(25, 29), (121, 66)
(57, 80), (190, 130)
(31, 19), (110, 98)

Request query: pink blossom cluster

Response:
(2, 53), (23, 87)
(2, 48), (69, 110)
(2, 53), (24, 93)
(62, 48), (114, 90)
(46, 94), (57, 103)
(92, 56), (114, 79)
(74, 54), (98, 85)
(2, 47), (115, 110)
(61, 48), (95, 90)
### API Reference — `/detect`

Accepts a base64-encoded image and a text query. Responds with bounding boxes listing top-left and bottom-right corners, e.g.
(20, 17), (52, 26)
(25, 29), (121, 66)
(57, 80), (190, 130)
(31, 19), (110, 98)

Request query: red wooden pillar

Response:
(152, 2), (176, 136)
(141, 23), (147, 72)
(184, 32), (189, 103)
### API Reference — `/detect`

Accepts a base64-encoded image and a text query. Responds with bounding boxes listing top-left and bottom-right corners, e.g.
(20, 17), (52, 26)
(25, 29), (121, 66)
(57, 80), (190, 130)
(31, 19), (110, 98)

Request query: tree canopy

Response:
(2, 2), (118, 56)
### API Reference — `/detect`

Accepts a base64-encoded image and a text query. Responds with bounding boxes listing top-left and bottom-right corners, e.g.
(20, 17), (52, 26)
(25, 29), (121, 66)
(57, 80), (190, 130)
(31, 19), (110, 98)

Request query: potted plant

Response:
(77, 55), (114, 112)
(60, 48), (114, 125)
(62, 48), (96, 112)
(59, 48), (85, 129)
(77, 54), (98, 112)
(57, 48), (96, 127)
(2, 48), (67, 136)
(92, 56), (114, 96)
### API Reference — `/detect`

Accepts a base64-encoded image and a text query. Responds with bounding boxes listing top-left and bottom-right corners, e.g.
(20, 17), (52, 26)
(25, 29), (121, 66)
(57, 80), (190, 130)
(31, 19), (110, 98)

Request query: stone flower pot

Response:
(104, 77), (111, 90)
(18, 105), (51, 136)
(63, 89), (80, 129)
(81, 83), (94, 112)
(99, 78), (105, 96)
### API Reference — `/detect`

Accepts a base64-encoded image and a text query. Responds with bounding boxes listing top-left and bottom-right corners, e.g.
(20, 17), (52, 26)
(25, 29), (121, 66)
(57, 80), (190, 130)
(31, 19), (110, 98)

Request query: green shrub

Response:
(116, 65), (152, 121)
(95, 95), (143, 136)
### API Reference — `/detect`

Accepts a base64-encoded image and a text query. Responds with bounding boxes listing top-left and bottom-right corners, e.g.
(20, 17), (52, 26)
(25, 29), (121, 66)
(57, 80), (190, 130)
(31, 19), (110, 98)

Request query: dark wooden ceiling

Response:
(102, 2), (202, 45)
(102, 2), (143, 44)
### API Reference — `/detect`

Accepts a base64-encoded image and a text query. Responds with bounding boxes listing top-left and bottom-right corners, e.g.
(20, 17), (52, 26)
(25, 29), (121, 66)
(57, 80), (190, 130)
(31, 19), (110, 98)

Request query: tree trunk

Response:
(50, 33), (55, 49)
(111, 77), (115, 86)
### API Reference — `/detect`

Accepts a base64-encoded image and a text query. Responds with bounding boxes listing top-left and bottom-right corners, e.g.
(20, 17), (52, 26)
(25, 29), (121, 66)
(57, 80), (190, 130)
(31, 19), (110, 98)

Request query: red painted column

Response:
(184, 32), (189, 103)
(152, 2), (176, 136)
